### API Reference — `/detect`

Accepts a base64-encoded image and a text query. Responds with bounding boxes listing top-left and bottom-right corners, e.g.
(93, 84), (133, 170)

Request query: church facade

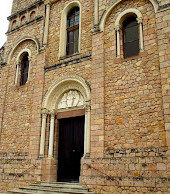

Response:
(0, 0), (170, 193)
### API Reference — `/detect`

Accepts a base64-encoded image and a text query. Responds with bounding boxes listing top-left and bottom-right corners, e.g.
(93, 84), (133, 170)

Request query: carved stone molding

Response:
(58, 90), (84, 109)
(137, 17), (143, 24)
(41, 108), (48, 116)
(42, 75), (91, 110)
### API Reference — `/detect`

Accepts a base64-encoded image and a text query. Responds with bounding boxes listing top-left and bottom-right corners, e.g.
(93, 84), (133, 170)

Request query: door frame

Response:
(39, 76), (91, 182)
(57, 114), (85, 182)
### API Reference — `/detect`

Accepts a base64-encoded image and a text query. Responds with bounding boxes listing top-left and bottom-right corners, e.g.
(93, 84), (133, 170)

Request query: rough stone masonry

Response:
(0, 0), (169, 193)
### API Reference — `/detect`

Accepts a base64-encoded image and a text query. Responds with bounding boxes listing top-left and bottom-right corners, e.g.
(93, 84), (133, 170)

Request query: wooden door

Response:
(57, 116), (85, 182)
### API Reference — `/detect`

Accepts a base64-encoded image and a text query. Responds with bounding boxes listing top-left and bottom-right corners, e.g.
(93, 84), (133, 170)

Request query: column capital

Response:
(137, 17), (143, 24)
(41, 108), (48, 116)
(50, 110), (56, 117)
(17, 59), (21, 65)
(85, 100), (91, 112)
(28, 55), (32, 61)
(114, 25), (121, 31)
(44, 0), (51, 5)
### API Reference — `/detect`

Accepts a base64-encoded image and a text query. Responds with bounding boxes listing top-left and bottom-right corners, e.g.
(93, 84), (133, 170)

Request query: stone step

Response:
(7, 190), (32, 194)
(30, 183), (88, 191)
(8, 189), (94, 194)
(7, 182), (95, 194)
(20, 186), (90, 193)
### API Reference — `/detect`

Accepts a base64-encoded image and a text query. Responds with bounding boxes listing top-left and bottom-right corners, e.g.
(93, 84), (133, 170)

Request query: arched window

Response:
(21, 15), (26, 25)
(12, 20), (17, 29)
(66, 7), (79, 55)
(20, 53), (29, 86)
(114, 9), (144, 59)
(30, 11), (36, 20)
(123, 16), (139, 58)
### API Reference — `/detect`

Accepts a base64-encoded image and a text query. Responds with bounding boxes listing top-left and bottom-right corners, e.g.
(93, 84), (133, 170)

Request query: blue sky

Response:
(0, 0), (13, 48)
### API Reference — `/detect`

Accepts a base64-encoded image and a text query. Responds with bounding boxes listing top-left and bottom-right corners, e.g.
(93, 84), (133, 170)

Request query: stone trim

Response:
(7, 0), (43, 21)
(15, 49), (31, 86)
(158, 3), (170, 11)
(114, 9), (142, 27)
(59, 1), (82, 58)
(42, 75), (91, 109)
(114, 9), (144, 58)
(44, 54), (92, 72)
(99, 0), (159, 32)
(41, 75), (91, 157)
(57, 109), (85, 119)
(6, 35), (40, 64)
(6, 16), (43, 35)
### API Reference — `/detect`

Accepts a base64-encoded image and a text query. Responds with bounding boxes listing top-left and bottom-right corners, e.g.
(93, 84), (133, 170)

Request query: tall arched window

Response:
(123, 16), (139, 58)
(66, 7), (79, 55)
(20, 53), (29, 86)
(115, 9), (144, 59)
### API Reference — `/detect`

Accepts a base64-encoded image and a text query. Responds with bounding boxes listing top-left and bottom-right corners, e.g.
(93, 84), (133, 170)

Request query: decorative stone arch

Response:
(99, 0), (159, 32)
(6, 35), (40, 64)
(16, 48), (32, 62)
(114, 8), (142, 28)
(40, 75), (91, 159)
(15, 48), (32, 86)
(114, 8), (144, 57)
(59, 1), (82, 58)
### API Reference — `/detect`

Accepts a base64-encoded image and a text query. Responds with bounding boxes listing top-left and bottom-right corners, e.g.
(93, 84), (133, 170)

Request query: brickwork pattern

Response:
(11, 0), (38, 14)
(46, 0), (93, 66)
(104, 0), (165, 149)
(156, 8), (170, 147)
(0, 0), (169, 193)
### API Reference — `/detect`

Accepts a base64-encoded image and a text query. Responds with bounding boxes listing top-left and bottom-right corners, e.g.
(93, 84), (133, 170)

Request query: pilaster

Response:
(91, 31), (105, 158)
(156, 8), (170, 148)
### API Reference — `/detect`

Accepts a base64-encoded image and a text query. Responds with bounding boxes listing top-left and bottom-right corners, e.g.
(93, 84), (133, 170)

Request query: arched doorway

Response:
(40, 75), (91, 182)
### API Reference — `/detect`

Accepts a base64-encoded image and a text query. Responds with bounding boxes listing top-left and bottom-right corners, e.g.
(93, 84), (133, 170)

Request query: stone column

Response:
(84, 102), (91, 157)
(39, 108), (48, 158)
(43, 0), (51, 46)
(48, 110), (56, 158)
(115, 25), (121, 57)
(27, 56), (31, 82)
(14, 61), (20, 86)
(137, 17), (144, 52)
(94, 0), (99, 26)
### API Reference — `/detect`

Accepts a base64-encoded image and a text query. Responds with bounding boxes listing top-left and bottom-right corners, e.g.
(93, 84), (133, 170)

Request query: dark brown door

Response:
(57, 116), (85, 182)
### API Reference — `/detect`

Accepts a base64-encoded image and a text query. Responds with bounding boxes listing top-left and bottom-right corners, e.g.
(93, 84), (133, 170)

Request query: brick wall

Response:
(11, 0), (39, 14)
(0, 0), (169, 193)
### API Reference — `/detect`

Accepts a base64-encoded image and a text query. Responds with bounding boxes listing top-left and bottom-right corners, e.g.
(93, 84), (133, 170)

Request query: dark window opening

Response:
(20, 53), (29, 86)
(30, 11), (36, 20)
(12, 20), (17, 29)
(21, 16), (26, 25)
(123, 16), (139, 58)
(66, 7), (79, 56)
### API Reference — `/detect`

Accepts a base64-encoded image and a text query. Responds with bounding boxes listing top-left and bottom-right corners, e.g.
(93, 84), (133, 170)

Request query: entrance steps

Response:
(7, 182), (95, 194)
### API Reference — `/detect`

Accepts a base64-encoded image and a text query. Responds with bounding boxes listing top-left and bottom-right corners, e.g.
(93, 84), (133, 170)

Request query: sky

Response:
(0, 0), (13, 48)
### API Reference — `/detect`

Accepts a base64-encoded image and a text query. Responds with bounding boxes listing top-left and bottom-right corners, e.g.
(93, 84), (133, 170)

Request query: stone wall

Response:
(11, 0), (39, 14)
(81, 0), (170, 193)
(0, 0), (169, 193)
